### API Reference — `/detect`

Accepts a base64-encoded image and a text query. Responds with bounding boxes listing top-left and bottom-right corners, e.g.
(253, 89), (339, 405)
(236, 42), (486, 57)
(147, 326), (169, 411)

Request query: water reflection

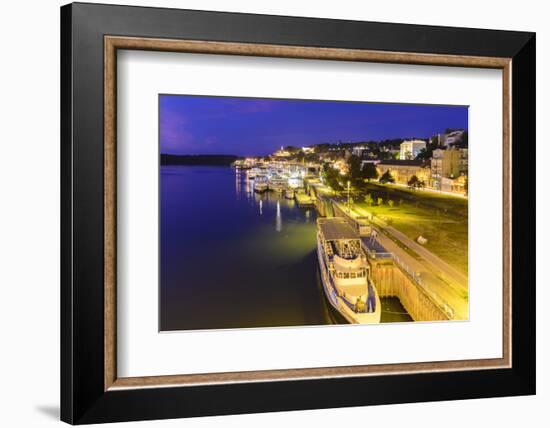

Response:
(160, 166), (410, 331)
(276, 201), (282, 232)
(160, 166), (335, 331)
(235, 168), (242, 199)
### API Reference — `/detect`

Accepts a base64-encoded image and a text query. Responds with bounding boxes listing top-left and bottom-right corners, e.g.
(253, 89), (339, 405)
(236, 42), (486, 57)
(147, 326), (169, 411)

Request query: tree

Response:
(362, 163), (379, 182)
(408, 175), (425, 190)
(294, 151), (305, 162)
(462, 131), (468, 147)
(347, 154), (363, 186)
(379, 170), (395, 184)
(378, 151), (392, 160)
(322, 163), (343, 191)
(416, 139), (440, 160)
(364, 193), (374, 206)
(314, 143), (330, 153)
(408, 175), (419, 188)
(415, 147), (429, 161)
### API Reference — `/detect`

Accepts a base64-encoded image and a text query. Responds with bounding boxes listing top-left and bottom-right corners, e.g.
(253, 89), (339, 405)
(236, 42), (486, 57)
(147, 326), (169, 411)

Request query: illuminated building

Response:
(376, 160), (430, 185)
(399, 140), (427, 160)
(431, 148), (460, 188)
(273, 146), (291, 157)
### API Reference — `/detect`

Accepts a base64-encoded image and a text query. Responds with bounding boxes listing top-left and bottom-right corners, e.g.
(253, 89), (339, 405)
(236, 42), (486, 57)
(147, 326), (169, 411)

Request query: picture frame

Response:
(60, 2), (535, 424)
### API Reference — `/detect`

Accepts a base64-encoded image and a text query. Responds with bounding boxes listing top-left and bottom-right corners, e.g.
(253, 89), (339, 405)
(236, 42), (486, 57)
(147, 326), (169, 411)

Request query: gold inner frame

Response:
(104, 35), (512, 391)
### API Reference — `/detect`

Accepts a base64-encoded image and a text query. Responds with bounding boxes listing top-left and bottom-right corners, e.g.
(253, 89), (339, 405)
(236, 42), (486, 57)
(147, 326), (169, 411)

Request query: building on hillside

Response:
(458, 147), (468, 175)
(376, 160), (430, 185)
(436, 129), (466, 147)
(399, 140), (427, 160)
(352, 146), (367, 157)
(430, 147), (468, 191)
(440, 176), (467, 194)
(273, 146), (291, 158)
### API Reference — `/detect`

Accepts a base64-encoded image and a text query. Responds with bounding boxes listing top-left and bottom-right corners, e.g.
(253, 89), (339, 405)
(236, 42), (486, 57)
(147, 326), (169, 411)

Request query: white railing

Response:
(392, 254), (454, 319)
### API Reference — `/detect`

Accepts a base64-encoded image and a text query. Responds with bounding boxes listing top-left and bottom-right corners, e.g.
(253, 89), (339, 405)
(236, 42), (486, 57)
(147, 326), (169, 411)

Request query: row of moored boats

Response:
(246, 166), (304, 200)
(237, 163), (382, 324)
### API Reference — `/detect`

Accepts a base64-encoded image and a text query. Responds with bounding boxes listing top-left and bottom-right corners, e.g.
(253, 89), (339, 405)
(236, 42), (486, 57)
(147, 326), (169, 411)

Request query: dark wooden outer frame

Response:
(104, 37), (514, 390)
(61, 2), (536, 424)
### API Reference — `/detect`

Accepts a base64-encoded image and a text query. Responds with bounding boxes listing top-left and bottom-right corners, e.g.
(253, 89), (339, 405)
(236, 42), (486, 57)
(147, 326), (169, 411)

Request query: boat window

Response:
(350, 272), (356, 279)
(344, 272), (350, 279)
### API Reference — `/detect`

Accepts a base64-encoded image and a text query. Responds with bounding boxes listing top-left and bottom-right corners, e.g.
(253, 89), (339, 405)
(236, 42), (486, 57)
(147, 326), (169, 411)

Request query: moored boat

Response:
(268, 175), (287, 193)
(295, 190), (314, 207)
(316, 217), (381, 324)
(254, 175), (268, 192)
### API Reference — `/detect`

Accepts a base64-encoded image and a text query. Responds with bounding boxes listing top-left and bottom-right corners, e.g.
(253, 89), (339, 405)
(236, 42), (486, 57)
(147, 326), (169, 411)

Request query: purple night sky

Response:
(160, 95), (468, 156)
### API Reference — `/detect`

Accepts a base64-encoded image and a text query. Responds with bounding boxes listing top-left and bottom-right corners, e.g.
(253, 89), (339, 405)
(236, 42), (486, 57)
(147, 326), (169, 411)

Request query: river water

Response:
(160, 165), (411, 331)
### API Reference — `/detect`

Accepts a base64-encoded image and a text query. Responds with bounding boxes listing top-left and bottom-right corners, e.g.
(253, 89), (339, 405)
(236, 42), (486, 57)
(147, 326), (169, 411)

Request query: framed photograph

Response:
(61, 2), (535, 424)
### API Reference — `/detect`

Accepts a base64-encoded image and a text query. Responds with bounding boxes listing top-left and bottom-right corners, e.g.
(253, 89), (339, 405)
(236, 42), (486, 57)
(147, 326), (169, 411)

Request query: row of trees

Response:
(321, 162), (344, 191)
(322, 154), (426, 192)
(322, 155), (394, 191)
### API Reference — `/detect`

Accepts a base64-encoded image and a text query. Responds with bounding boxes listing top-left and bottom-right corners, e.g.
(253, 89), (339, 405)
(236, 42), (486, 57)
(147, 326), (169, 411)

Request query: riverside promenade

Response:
(331, 200), (468, 320)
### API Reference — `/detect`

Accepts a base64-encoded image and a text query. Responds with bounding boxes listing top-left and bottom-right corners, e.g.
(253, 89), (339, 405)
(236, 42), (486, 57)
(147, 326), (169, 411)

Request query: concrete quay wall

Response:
(370, 259), (448, 322)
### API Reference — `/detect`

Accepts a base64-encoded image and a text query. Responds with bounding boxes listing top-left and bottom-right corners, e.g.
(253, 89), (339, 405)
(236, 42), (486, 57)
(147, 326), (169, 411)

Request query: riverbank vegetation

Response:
(354, 183), (468, 274)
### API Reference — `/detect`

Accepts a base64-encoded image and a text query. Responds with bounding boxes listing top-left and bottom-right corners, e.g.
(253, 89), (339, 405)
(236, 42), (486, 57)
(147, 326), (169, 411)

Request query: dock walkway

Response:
(332, 201), (468, 320)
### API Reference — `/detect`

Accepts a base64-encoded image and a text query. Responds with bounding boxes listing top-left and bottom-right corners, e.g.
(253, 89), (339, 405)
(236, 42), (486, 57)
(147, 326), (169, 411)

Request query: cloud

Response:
(160, 109), (195, 154)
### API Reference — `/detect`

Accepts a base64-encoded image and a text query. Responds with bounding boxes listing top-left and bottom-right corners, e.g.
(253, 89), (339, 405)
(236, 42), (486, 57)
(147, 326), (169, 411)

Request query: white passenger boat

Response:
(254, 175), (268, 193)
(268, 176), (287, 193)
(316, 217), (381, 324)
(295, 189), (314, 207)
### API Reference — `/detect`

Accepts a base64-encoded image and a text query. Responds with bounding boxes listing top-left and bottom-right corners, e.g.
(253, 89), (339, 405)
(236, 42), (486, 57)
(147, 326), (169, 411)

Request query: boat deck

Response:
(318, 217), (357, 240)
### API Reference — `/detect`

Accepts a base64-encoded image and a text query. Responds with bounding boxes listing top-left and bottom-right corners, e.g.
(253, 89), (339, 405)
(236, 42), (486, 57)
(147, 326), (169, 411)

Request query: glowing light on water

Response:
(259, 199), (263, 215)
(276, 201), (282, 232)
(235, 169), (242, 198)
